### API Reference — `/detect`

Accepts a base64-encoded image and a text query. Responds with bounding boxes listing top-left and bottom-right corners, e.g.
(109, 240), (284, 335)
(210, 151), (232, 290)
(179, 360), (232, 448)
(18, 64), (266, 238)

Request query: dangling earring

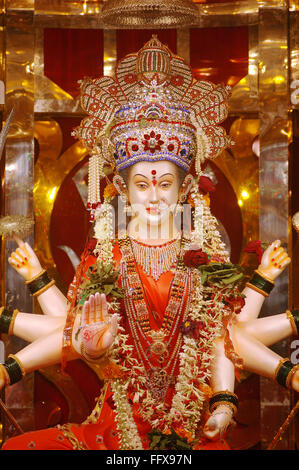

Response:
(175, 190), (187, 215)
(124, 197), (133, 216)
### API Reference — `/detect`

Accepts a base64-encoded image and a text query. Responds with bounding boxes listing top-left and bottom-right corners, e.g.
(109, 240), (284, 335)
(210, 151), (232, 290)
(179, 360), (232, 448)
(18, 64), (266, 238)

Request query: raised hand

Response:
(80, 292), (119, 359)
(8, 238), (43, 281)
(203, 404), (234, 441)
(258, 240), (290, 281)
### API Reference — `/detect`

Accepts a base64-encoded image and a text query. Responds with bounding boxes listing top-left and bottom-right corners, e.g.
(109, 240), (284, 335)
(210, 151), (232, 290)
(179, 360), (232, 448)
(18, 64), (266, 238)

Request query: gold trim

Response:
(8, 309), (19, 336)
(25, 269), (46, 284)
(56, 423), (88, 450)
(32, 279), (56, 297)
(8, 354), (26, 377)
(211, 389), (238, 399)
(245, 282), (269, 297)
(82, 382), (109, 425)
(0, 364), (10, 386)
(210, 401), (238, 416)
(273, 357), (289, 380)
(255, 270), (275, 285)
(286, 364), (299, 389)
(286, 310), (298, 336)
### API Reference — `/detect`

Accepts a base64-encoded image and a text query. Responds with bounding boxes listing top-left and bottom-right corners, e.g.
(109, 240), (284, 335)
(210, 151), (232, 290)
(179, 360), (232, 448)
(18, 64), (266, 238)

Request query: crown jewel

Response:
(75, 36), (232, 176)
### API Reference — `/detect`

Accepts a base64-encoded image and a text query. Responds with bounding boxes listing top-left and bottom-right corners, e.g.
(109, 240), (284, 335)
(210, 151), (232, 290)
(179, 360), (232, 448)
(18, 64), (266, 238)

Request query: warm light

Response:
(273, 75), (285, 85)
(48, 187), (58, 202)
(238, 199), (244, 207)
(241, 190), (249, 200)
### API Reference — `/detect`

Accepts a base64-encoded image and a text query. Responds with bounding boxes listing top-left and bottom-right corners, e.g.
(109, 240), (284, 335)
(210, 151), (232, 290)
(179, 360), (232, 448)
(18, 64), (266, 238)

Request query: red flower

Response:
(224, 295), (245, 314)
(142, 131), (164, 154)
(198, 176), (216, 195)
(179, 319), (205, 340)
(87, 237), (97, 252)
(184, 249), (209, 268)
(243, 240), (263, 263)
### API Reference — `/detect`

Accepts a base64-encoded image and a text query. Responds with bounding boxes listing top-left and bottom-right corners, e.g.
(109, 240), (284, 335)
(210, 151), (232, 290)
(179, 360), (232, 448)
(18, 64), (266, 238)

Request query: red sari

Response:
(2, 242), (229, 451)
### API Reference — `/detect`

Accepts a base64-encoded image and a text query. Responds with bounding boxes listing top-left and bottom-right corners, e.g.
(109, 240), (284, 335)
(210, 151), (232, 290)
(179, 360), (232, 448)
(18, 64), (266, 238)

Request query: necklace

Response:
(119, 235), (191, 402)
(130, 237), (180, 281)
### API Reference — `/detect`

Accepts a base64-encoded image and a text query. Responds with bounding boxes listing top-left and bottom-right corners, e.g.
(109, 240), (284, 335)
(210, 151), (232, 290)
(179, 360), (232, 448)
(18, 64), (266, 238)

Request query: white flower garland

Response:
(90, 181), (233, 448)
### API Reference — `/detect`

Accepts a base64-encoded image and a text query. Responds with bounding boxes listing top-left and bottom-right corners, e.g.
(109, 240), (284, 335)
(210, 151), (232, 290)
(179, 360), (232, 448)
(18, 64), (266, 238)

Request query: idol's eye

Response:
(160, 181), (172, 189)
(136, 182), (148, 190)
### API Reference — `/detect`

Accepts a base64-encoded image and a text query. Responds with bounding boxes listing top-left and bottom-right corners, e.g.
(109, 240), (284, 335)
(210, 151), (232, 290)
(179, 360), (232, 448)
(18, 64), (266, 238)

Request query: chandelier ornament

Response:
(101, 0), (199, 28)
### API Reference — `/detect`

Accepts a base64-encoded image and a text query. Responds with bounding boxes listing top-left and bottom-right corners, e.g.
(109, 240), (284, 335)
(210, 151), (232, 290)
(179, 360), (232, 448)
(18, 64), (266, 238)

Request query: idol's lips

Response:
(146, 207), (161, 214)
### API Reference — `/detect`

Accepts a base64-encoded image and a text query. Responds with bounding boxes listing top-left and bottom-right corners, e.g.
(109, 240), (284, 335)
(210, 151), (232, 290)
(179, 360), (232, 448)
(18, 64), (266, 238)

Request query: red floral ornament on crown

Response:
(142, 131), (164, 154)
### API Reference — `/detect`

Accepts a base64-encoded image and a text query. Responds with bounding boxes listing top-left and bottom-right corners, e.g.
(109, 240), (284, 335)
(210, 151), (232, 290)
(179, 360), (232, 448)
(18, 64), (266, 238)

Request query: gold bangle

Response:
(8, 309), (19, 336)
(80, 341), (106, 363)
(8, 354), (26, 377)
(210, 401), (238, 416)
(255, 270), (275, 284)
(245, 282), (269, 297)
(0, 364), (10, 386)
(32, 280), (56, 297)
(25, 269), (46, 284)
(286, 310), (298, 336)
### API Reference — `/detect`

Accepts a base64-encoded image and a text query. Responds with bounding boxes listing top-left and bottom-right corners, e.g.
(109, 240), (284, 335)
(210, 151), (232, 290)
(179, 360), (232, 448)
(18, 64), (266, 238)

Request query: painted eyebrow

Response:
(133, 173), (174, 179)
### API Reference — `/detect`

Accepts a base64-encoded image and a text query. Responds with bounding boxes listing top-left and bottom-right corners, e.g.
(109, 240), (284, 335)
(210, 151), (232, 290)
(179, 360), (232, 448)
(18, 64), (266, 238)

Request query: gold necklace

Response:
(130, 236), (180, 281)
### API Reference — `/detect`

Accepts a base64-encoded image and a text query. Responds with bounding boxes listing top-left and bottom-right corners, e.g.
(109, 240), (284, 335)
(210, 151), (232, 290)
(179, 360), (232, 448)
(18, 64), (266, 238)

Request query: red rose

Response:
(184, 249), (209, 268)
(198, 176), (216, 195)
(225, 295), (245, 314)
(243, 240), (263, 263)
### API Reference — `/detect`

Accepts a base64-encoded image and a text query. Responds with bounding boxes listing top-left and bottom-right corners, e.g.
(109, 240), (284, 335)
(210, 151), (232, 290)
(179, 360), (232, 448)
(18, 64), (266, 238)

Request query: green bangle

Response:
(209, 391), (239, 414)
(275, 359), (297, 388)
(0, 308), (17, 334)
(248, 271), (274, 297)
(3, 355), (25, 385)
(26, 271), (54, 296)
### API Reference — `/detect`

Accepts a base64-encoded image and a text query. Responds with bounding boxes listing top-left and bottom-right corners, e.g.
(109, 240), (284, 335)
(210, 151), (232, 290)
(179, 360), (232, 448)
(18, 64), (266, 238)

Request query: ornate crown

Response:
(75, 36), (232, 174)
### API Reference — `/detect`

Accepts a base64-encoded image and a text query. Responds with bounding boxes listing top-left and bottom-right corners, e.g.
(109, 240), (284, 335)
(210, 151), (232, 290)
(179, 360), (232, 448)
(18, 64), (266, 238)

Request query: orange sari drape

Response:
(2, 242), (229, 451)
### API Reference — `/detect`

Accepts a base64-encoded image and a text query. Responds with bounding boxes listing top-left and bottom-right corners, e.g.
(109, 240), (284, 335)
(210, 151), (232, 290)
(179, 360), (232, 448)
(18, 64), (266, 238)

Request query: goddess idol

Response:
(0, 37), (298, 450)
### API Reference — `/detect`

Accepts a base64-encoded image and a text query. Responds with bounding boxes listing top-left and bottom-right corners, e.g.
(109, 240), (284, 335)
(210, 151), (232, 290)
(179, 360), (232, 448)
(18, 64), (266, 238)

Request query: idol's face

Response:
(127, 160), (181, 226)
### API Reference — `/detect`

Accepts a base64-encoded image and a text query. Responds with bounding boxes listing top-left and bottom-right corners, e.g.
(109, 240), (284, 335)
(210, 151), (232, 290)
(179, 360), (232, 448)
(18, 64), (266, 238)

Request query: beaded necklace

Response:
(119, 236), (191, 402)
(130, 236), (180, 281)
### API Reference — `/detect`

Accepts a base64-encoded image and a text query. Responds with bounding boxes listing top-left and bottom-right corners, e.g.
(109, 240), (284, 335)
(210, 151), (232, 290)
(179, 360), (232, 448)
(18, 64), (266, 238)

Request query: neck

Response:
(127, 216), (180, 245)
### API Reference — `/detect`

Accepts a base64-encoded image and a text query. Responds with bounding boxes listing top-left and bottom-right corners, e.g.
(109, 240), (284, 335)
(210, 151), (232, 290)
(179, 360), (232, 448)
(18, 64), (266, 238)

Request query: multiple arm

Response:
(1, 237), (298, 444)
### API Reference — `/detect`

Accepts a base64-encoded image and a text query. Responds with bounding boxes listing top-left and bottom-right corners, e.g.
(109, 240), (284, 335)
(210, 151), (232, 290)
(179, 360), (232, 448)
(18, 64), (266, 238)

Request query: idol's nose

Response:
(149, 183), (159, 204)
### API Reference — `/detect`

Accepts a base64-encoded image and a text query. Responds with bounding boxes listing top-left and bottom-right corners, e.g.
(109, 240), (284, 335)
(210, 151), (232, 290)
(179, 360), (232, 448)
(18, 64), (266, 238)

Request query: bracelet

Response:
(209, 390), (239, 416)
(246, 271), (275, 297)
(0, 307), (19, 335)
(286, 309), (299, 336)
(0, 364), (10, 386)
(274, 358), (299, 389)
(80, 341), (106, 363)
(3, 355), (26, 385)
(25, 270), (55, 297)
(255, 270), (275, 284)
